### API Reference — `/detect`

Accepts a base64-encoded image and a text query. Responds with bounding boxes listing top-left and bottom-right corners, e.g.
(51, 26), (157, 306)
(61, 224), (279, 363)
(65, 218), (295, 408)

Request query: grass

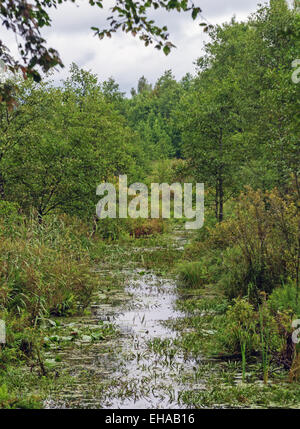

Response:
(171, 290), (300, 408)
(0, 211), (184, 408)
(176, 261), (208, 288)
(179, 375), (300, 408)
(0, 211), (123, 408)
(1, 200), (299, 409)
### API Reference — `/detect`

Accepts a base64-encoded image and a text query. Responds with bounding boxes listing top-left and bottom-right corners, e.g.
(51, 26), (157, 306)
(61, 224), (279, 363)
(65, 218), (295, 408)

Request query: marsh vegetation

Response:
(0, 0), (299, 409)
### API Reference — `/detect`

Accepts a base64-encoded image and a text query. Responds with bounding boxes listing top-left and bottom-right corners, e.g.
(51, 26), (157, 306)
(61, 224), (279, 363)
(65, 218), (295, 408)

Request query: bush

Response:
(127, 218), (165, 238)
(213, 297), (284, 359)
(269, 282), (300, 317)
(177, 261), (208, 288)
(95, 218), (125, 240)
(214, 298), (260, 356)
(96, 217), (165, 240)
(0, 384), (42, 409)
(187, 186), (299, 302)
(0, 201), (23, 237)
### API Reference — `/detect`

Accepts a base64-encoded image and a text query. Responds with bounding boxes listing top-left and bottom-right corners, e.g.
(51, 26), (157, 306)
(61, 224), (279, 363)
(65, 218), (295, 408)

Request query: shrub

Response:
(95, 217), (125, 240)
(269, 282), (300, 317)
(127, 218), (165, 238)
(0, 384), (42, 409)
(0, 201), (23, 237)
(214, 298), (260, 357)
(189, 186), (299, 302)
(177, 261), (208, 288)
(96, 217), (165, 240)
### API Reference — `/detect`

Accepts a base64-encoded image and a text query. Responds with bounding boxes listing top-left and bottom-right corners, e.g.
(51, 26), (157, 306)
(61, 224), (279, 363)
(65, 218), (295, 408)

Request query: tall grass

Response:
(177, 261), (208, 289)
(0, 210), (97, 323)
(259, 308), (269, 384)
(241, 341), (246, 382)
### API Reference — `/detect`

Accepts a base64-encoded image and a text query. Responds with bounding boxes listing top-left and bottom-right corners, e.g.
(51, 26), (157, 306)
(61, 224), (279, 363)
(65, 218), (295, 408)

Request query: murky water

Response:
(45, 231), (200, 409)
(101, 271), (198, 409)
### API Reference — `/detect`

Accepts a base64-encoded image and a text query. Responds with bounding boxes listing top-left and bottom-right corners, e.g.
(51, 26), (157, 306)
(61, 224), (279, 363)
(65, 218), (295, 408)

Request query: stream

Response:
(44, 231), (201, 409)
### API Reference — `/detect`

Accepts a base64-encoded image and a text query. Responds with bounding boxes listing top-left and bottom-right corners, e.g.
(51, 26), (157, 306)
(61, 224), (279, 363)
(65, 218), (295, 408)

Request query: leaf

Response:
(163, 45), (171, 55)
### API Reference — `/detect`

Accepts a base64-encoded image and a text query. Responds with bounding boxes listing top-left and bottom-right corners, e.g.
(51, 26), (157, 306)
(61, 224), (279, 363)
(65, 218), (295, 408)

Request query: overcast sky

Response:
(0, 1), (293, 94)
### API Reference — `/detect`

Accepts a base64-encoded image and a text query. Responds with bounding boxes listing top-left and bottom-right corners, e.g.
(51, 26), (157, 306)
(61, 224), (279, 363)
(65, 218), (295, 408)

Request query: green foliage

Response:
(0, 384), (42, 409)
(269, 282), (300, 316)
(95, 217), (165, 241)
(0, 201), (19, 219)
(0, 0), (202, 102)
(0, 0), (299, 409)
(215, 298), (260, 356)
(207, 297), (284, 370)
(0, 215), (97, 322)
(3, 66), (144, 219)
(147, 159), (175, 184)
(127, 70), (188, 159)
(186, 186), (299, 302)
(177, 261), (208, 289)
(176, 1), (300, 220)
(0, 201), (22, 237)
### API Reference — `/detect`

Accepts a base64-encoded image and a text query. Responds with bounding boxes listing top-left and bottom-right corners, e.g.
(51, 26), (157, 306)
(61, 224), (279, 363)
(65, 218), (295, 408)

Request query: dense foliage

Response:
(0, 0), (299, 407)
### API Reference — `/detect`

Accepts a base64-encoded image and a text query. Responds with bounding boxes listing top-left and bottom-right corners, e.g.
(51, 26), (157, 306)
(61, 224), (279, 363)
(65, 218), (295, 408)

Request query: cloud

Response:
(42, 0), (110, 35)
(0, 1), (277, 94)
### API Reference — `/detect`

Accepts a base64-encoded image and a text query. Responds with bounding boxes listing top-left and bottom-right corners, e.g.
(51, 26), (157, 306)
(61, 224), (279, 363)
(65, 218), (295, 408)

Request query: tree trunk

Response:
(0, 172), (5, 200)
(218, 127), (224, 223)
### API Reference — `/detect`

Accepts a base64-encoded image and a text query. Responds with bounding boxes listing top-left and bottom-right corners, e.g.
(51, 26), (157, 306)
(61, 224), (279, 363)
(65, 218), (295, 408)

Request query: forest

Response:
(0, 0), (299, 409)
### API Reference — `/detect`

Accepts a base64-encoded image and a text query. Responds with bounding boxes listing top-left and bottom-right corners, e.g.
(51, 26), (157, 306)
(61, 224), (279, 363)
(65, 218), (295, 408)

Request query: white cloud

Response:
(0, 0), (273, 93)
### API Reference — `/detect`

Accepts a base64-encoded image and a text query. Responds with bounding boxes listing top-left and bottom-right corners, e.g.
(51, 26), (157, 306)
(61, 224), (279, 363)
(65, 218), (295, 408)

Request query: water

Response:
(45, 231), (200, 409)
(101, 271), (198, 408)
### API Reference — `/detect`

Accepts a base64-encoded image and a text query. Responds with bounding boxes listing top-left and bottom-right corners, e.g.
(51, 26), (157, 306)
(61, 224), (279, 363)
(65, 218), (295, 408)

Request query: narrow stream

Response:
(45, 232), (200, 409)
(101, 271), (198, 408)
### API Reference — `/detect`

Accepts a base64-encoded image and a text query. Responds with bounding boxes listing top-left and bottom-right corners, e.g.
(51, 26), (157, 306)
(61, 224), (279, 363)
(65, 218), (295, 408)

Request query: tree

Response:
(247, 0), (300, 191)
(137, 76), (152, 95)
(102, 77), (125, 105)
(0, 76), (40, 198)
(178, 72), (244, 222)
(3, 66), (143, 219)
(176, 21), (251, 222)
(0, 0), (204, 96)
(128, 70), (186, 159)
(153, 70), (184, 156)
(177, 1), (299, 221)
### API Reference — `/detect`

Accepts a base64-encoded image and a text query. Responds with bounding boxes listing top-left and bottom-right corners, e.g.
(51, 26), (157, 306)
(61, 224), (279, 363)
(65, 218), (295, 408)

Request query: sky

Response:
(0, 0), (294, 94)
